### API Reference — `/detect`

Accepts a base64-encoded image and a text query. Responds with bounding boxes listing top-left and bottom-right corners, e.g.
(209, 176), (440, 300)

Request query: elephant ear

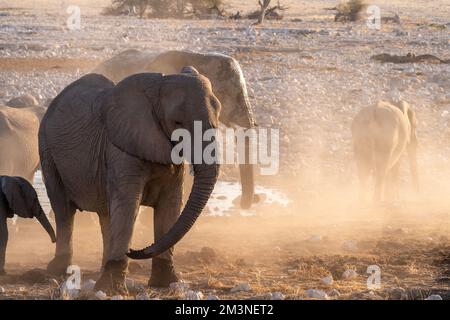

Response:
(101, 73), (173, 164)
(1, 177), (35, 218)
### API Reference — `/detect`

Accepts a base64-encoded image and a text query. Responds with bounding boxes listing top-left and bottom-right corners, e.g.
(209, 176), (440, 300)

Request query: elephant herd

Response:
(0, 49), (419, 294)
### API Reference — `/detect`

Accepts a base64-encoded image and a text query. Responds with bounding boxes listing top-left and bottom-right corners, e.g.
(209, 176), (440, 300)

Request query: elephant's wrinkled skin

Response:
(39, 69), (221, 294)
(94, 50), (258, 209)
(0, 176), (56, 274)
(0, 105), (46, 182)
(352, 100), (418, 201)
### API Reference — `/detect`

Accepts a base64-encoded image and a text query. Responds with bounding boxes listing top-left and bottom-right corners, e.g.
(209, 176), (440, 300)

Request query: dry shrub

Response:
(335, 0), (366, 22)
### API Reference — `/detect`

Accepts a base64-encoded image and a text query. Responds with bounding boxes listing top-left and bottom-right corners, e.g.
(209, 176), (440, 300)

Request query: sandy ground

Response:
(0, 1), (449, 300)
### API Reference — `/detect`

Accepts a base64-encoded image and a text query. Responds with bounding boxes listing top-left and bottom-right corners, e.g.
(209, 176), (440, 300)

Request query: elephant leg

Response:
(42, 155), (76, 275)
(149, 183), (183, 287)
(0, 213), (8, 274)
(387, 162), (400, 201)
(374, 149), (392, 203)
(355, 151), (372, 202)
(95, 191), (141, 295)
(98, 211), (110, 269)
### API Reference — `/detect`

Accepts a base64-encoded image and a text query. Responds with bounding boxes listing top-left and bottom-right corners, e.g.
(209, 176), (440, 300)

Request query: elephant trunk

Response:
(127, 163), (219, 260)
(36, 209), (56, 243)
(237, 96), (257, 209)
(239, 138), (256, 209)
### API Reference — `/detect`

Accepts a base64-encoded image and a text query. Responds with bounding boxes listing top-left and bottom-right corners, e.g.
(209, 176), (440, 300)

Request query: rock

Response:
(270, 292), (285, 300)
(111, 295), (124, 300)
(169, 281), (190, 294)
(231, 282), (252, 293)
(425, 294), (442, 300)
(207, 295), (220, 300)
(6, 94), (39, 108)
(0, 286), (5, 294)
(60, 283), (80, 300)
(342, 269), (358, 280)
(95, 290), (108, 300)
(321, 275), (334, 286)
(328, 289), (341, 297)
(81, 279), (96, 293)
(185, 290), (204, 300)
(342, 240), (359, 252)
(387, 287), (407, 300)
(305, 289), (328, 300)
(136, 292), (151, 300)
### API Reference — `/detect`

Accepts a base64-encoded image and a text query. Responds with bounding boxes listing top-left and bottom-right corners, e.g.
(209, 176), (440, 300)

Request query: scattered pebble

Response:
(305, 289), (328, 300)
(207, 295), (220, 300)
(135, 292), (151, 300)
(95, 290), (108, 300)
(169, 281), (190, 294)
(81, 279), (96, 293)
(270, 292), (285, 300)
(321, 275), (334, 286)
(425, 294), (442, 300)
(111, 295), (124, 300)
(185, 290), (204, 300)
(342, 269), (358, 280)
(231, 282), (252, 293)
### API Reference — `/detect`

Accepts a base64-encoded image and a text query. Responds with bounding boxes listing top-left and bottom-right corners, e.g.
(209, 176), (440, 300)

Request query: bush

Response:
(335, 0), (366, 22)
(103, 0), (226, 18)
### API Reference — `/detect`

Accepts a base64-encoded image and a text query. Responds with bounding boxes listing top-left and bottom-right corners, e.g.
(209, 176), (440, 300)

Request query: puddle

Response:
(206, 180), (291, 216)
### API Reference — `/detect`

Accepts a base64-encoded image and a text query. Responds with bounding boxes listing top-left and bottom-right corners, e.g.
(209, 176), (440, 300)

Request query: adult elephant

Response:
(39, 68), (221, 293)
(94, 49), (258, 209)
(352, 100), (418, 201)
(0, 105), (46, 182)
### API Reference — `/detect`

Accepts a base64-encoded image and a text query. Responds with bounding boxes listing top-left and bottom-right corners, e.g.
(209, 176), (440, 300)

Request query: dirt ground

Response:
(0, 0), (449, 300)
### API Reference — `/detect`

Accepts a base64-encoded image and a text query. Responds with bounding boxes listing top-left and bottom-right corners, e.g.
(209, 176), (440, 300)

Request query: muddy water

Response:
(32, 171), (291, 217)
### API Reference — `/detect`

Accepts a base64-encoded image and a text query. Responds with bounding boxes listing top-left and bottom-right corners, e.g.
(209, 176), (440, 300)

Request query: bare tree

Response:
(256, 0), (271, 24)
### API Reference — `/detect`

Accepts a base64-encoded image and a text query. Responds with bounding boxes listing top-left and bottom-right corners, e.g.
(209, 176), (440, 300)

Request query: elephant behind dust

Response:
(351, 100), (418, 202)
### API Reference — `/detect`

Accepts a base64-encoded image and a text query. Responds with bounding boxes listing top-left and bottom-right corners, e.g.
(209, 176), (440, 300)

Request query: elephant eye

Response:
(174, 121), (182, 126)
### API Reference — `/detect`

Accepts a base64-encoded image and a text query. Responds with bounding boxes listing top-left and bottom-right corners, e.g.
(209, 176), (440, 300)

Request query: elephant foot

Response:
(47, 254), (71, 276)
(95, 259), (128, 295)
(148, 258), (179, 287)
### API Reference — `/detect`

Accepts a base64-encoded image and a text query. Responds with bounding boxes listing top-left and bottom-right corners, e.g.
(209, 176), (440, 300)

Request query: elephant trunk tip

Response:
(127, 247), (153, 260)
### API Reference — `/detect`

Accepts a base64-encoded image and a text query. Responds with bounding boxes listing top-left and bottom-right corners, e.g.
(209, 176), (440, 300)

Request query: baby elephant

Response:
(351, 101), (418, 202)
(0, 176), (56, 274)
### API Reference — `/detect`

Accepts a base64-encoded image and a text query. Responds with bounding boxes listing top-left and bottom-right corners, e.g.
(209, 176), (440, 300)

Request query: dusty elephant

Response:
(94, 49), (258, 209)
(39, 68), (221, 294)
(351, 100), (418, 201)
(0, 105), (46, 182)
(0, 176), (56, 274)
(6, 94), (40, 108)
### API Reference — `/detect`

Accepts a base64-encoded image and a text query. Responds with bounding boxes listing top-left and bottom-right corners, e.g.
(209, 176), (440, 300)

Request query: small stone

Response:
(95, 290), (108, 300)
(321, 275), (334, 286)
(111, 295), (124, 300)
(342, 269), (358, 279)
(231, 283), (252, 293)
(0, 286), (5, 294)
(425, 294), (442, 300)
(169, 281), (190, 294)
(305, 289), (328, 299)
(185, 290), (204, 300)
(270, 292), (285, 300)
(136, 292), (151, 300)
(328, 289), (341, 297)
(81, 279), (96, 293)
(207, 295), (220, 300)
